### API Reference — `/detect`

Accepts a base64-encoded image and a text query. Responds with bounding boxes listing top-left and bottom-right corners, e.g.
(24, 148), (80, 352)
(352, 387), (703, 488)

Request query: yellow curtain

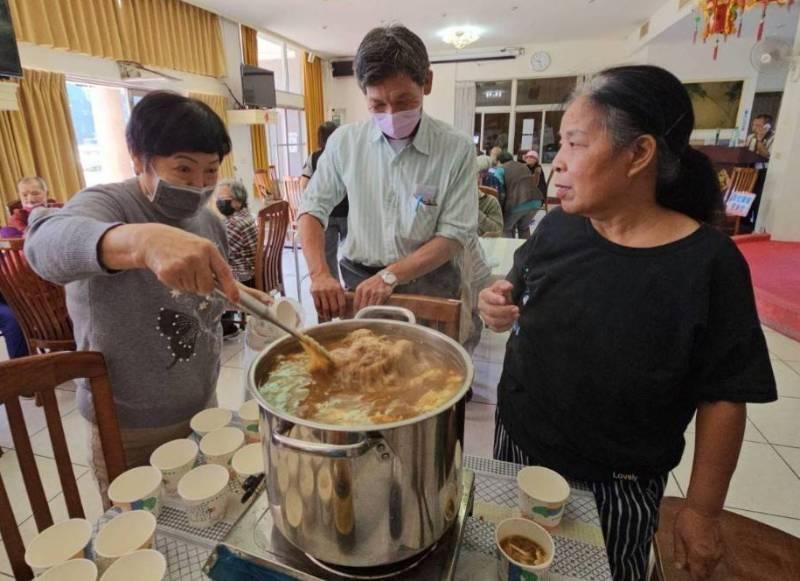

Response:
(241, 25), (271, 173)
(303, 52), (325, 153)
(119, 0), (226, 77)
(189, 92), (235, 179)
(8, 0), (226, 78)
(8, 0), (126, 60)
(18, 69), (85, 204)
(0, 99), (36, 227)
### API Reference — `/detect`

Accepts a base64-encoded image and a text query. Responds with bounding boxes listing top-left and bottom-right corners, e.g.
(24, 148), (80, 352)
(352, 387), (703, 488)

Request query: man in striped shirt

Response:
(299, 25), (478, 319)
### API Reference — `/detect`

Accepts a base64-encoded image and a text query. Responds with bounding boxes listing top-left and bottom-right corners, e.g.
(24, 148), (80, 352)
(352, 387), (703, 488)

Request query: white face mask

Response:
(372, 107), (422, 140)
(145, 177), (214, 220)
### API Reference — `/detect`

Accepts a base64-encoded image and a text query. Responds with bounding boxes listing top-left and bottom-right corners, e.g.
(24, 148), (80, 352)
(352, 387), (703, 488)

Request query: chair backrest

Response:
(319, 292), (462, 341)
(0, 351), (126, 581)
(255, 200), (290, 295)
(253, 169), (277, 201)
(280, 177), (304, 225)
(726, 167), (759, 200)
(652, 496), (800, 581)
(0, 241), (75, 352)
(478, 185), (499, 199)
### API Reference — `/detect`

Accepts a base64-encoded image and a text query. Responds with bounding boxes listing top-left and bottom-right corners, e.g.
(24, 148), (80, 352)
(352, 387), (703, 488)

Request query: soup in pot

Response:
(258, 329), (464, 426)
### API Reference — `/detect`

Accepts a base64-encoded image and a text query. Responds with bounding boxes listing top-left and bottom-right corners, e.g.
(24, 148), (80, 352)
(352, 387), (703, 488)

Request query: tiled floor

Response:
(1, 251), (800, 577)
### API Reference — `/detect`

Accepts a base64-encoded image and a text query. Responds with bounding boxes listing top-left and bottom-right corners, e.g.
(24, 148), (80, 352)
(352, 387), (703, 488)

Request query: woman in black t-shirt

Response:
(479, 66), (776, 581)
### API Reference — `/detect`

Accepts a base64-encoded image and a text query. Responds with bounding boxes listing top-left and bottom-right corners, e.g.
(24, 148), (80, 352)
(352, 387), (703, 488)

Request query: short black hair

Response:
(126, 91), (232, 162)
(498, 152), (514, 164)
(317, 121), (338, 150)
(754, 113), (774, 125)
(354, 25), (429, 91)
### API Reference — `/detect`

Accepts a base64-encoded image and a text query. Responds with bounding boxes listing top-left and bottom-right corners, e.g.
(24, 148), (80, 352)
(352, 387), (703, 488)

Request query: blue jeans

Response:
(0, 300), (29, 359)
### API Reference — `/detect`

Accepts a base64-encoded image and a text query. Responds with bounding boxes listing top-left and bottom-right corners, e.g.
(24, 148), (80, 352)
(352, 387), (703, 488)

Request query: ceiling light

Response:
(441, 27), (481, 50)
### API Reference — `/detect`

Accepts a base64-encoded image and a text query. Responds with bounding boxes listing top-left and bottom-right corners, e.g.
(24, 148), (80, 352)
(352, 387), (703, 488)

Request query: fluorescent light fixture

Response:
(441, 27), (481, 50)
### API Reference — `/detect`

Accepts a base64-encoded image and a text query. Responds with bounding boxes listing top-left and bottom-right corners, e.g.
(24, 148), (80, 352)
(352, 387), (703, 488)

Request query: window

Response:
(66, 82), (135, 187)
(267, 108), (307, 178)
(257, 36), (286, 93)
(476, 81), (512, 107)
(257, 34), (304, 95)
(516, 77), (577, 106)
(475, 77), (577, 165)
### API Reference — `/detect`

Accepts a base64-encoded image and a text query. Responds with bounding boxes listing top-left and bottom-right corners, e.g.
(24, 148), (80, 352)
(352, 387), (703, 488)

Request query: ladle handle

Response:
(213, 288), (302, 342)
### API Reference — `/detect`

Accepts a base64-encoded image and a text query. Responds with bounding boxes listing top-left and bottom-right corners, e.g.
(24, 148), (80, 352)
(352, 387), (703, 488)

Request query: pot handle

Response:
(271, 429), (378, 458)
(354, 306), (417, 324)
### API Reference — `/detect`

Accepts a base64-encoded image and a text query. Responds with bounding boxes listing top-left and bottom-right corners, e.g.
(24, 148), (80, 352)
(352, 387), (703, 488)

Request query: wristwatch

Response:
(378, 269), (399, 289)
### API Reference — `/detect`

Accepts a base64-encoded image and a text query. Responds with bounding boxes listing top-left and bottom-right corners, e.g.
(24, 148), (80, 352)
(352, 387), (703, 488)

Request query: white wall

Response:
(322, 39), (631, 128)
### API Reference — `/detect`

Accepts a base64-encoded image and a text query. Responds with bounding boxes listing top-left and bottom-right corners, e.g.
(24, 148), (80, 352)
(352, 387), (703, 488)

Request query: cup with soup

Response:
(495, 517), (555, 581)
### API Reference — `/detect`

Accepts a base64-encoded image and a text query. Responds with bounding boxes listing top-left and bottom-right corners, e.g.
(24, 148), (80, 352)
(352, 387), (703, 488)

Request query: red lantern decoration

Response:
(695, 0), (795, 58)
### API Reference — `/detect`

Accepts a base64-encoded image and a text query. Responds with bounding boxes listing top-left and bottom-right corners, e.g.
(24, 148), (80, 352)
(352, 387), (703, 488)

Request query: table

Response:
(97, 455), (611, 580)
(479, 237), (526, 280)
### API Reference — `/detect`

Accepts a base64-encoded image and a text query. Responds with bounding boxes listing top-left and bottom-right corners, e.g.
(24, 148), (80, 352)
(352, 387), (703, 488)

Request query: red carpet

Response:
(735, 234), (800, 342)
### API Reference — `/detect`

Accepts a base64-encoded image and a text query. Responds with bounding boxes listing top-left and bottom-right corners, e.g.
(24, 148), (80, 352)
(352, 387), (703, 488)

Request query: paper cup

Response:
(517, 466), (570, 528)
(272, 298), (300, 329)
(94, 510), (157, 574)
(178, 463), (230, 528)
(200, 426), (244, 470)
(37, 558), (97, 580)
(150, 438), (198, 495)
(231, 443), (264, 486)
(100, 549), (166, 581)
(24, 518), (92, 574)
(190, 407), (232, 437)
(495, 518), (555, 581)
(108, 466), (163, 517)
(238, 399), (261, 443)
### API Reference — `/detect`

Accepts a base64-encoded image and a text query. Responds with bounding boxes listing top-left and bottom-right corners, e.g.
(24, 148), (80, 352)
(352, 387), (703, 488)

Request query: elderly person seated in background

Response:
(1, 177), (55, 238)
(215, 179), (258, 337)
(476, 156), (503, 237)
(215, 179), (258, 288)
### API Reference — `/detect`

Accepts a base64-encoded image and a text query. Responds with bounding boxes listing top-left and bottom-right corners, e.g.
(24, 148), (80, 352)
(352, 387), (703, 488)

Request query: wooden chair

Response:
(279, 177), (306, 301)
(722, 167), (759, 235)
(318, 292), (462, 341)
(0, 351), (127, 581)
(254, 200), (290, 295)
(651, 496), (800, 581)
(0, 239), (75, 354)
(478, 185), (499, 200)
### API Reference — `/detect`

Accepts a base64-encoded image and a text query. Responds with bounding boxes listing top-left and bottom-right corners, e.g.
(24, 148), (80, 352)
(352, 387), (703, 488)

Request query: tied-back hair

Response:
(574, 65), (723, 224)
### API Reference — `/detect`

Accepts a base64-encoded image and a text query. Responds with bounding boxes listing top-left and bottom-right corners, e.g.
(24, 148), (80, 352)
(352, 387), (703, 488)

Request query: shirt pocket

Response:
(399, 186), (440, 243)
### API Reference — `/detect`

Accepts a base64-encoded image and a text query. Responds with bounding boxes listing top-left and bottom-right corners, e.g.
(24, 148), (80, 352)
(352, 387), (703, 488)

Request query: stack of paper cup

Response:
(190, 407), (232, 438)
(24, 518), (93, 575)
(100, 549), (166, 581)
(94, 510), (157, 574)
(108, 466), (163, 517)
(238, 400), (261, 444)
(517, 466), (571, 528)
(149, 438), (198, 495)
(37, 558), (97, 580)
(178, 463), (230, 528)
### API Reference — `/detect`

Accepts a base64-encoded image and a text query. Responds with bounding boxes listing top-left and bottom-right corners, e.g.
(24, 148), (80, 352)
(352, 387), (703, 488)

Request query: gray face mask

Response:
(146, 177), (215, 220)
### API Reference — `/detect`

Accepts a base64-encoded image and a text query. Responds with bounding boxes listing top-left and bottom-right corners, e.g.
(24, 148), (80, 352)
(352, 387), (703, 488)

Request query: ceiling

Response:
(186, 0), (669, 57)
